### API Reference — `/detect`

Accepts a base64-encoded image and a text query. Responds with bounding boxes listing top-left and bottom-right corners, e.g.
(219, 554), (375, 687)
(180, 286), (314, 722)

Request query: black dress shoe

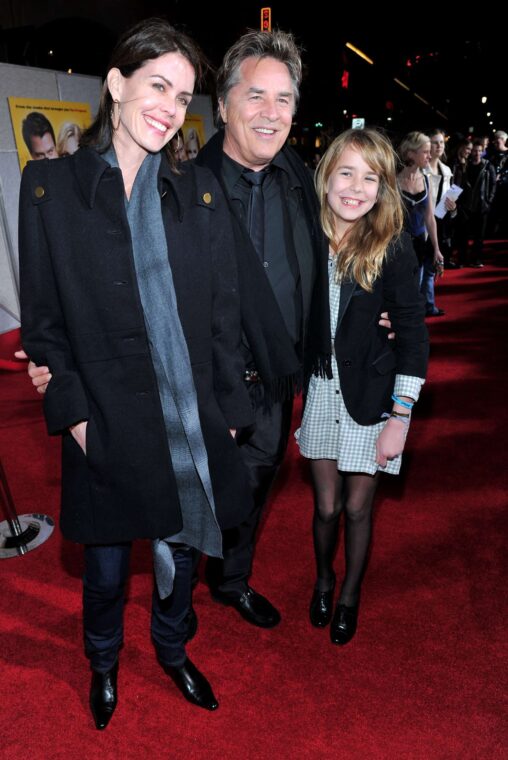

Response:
(185, 605), (198, 642)
(165, 657), (218, 711)
(309, 583), (335, 628)
(89, 661), (118, 730)
(330, 603), (358, 646)
(212, 586), (281, 628)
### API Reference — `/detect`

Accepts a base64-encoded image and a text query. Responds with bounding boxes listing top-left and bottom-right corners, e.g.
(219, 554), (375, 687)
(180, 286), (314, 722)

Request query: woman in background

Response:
(184, 126), (201, 159)
(427, 129), (457, 269)
(398, 131), (445, 317)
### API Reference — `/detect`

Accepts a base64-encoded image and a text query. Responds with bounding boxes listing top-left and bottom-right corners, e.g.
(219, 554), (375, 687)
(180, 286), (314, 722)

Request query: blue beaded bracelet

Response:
(391, 393), (414, 409)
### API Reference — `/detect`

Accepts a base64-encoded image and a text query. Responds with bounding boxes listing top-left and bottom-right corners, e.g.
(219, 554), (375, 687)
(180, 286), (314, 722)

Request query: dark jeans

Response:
(420, 249), (438, 314)
(83, 542), (192, 672)
(206, 384), (294, 596)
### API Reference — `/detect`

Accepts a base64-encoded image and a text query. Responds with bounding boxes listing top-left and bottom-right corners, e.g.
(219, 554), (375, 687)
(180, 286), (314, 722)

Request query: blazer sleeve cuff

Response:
(393, 375), (425, 403)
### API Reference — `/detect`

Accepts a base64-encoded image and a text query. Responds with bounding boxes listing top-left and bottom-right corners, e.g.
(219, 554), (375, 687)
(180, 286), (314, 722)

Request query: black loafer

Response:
(309, 584), (335, 628)
(89, 661), (118, 730)
(166, 657), (218, 711)
(212, 586), (281, 628)
(330, 604), (358, 646)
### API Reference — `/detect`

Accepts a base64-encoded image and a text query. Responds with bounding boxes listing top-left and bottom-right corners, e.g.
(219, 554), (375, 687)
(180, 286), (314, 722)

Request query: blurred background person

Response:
(487, 130), (508, 238)
(453, 140), (496, 267)
(398, 131), (445, 317)
(184, 127), (201, 159)
(428, 129), (457, 269)
(174, 130), (187, 161)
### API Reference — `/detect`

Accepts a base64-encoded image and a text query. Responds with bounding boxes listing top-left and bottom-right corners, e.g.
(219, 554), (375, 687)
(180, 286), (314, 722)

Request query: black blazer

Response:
(19, 147), (253, 544)
(333, 233), (429, 425)
(196, 131), (329, 398)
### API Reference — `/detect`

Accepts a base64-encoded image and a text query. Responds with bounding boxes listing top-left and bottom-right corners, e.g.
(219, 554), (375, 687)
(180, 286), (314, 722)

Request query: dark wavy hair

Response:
(80, 18), (208, 168)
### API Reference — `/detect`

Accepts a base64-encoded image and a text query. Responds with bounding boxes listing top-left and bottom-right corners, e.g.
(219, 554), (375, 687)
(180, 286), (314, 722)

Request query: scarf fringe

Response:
(305, 352), (333, 386)
(249, 370), (303, 410)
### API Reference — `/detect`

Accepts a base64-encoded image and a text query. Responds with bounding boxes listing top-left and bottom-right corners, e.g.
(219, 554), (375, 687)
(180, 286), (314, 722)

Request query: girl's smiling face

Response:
(326, 146), (379, 238)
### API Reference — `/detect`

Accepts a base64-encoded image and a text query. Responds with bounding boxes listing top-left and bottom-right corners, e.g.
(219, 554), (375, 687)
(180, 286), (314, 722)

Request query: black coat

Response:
(453, 159), (496, 216)
(19, 148), (253, 544)
(333, 233), (429, 425)
(196, 131), (330, 398)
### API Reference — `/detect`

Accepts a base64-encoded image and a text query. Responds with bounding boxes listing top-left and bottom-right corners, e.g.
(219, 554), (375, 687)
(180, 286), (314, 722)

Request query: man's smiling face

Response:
(220, 56), (295, 171)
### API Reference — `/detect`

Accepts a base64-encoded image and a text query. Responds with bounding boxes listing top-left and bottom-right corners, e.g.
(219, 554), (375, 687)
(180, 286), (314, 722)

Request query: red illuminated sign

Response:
(261, 7), (271, 32)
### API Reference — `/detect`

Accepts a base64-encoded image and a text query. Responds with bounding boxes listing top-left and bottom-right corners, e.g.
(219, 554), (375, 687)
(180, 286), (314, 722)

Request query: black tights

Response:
(310, 459), (379, 607)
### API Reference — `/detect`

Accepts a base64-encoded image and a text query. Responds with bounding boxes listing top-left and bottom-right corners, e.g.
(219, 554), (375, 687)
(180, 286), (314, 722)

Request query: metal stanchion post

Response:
(0, 458), (54, 559)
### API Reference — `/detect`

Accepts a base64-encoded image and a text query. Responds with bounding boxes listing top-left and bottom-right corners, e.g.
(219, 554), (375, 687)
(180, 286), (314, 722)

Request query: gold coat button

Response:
(35, 186), (45, 199)
(202, 192), (212, 204)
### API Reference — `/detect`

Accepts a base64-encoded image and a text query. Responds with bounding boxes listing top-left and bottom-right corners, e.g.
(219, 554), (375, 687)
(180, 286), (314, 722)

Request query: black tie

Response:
(243, 169), (268, 262)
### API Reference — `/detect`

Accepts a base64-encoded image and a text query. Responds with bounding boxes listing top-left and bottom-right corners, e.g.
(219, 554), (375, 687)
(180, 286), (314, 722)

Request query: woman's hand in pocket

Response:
(69, 421), (88, 455)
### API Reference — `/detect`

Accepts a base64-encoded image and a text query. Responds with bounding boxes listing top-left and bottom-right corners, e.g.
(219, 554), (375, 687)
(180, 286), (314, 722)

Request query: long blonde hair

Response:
(315, 128), (404, 292)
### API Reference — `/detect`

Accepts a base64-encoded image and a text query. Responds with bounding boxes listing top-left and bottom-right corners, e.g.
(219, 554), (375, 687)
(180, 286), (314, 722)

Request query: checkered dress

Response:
(295, 256), (424, 475)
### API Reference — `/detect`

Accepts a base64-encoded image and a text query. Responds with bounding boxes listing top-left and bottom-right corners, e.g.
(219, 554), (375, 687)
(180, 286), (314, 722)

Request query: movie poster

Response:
(8, 97), (92, 170)
(178, 113), (206, 162)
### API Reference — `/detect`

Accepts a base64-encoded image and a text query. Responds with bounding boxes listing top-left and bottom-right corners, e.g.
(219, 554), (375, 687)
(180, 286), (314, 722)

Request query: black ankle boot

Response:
(89, 661), (118, 730)
(330, 603), (358, 645)
(309, 577), (335, 628)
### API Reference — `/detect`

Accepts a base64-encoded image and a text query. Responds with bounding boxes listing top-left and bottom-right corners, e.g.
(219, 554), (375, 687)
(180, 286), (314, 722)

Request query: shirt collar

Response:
(221, 147), (301, 196)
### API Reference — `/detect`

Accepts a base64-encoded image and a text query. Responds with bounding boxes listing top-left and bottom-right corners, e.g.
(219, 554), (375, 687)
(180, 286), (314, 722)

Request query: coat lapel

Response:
(336, 279), (356, 334)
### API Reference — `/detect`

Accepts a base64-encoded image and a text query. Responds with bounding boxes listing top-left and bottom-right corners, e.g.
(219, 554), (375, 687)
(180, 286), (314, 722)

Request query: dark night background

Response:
(1, 1), (505, 152)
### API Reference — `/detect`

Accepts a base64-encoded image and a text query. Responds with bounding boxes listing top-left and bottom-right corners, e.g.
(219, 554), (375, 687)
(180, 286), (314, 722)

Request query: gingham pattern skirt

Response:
(295, 256), (424, 476)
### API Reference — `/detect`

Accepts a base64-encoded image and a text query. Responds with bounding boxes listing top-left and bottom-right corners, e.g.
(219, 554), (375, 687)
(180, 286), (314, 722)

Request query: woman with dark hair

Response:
(19, 18), (252, 728)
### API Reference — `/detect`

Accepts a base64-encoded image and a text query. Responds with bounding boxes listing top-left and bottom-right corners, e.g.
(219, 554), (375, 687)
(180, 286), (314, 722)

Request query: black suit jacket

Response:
(19, 147), (253, 543)
(333, 233), (429, 425)
(196, 131), (329, 398)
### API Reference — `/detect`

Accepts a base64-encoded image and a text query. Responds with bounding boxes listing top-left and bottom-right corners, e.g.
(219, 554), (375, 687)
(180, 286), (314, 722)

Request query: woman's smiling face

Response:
(108, 51), (195, 161)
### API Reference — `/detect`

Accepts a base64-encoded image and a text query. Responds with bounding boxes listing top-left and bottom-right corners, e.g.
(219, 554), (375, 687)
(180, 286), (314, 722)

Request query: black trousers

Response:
(206, 385), (294, 596)
(455, 211), (488, 265)
(83, 543), (192, 672)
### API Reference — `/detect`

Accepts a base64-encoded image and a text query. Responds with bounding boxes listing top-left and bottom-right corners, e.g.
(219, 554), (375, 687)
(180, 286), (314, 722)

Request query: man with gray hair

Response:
(194, 30), (330, 628)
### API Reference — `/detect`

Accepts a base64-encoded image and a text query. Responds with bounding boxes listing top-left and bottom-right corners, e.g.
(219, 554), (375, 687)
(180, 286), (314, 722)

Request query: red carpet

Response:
(0, 328), (26, 371)
(1, 248), (507, 759)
